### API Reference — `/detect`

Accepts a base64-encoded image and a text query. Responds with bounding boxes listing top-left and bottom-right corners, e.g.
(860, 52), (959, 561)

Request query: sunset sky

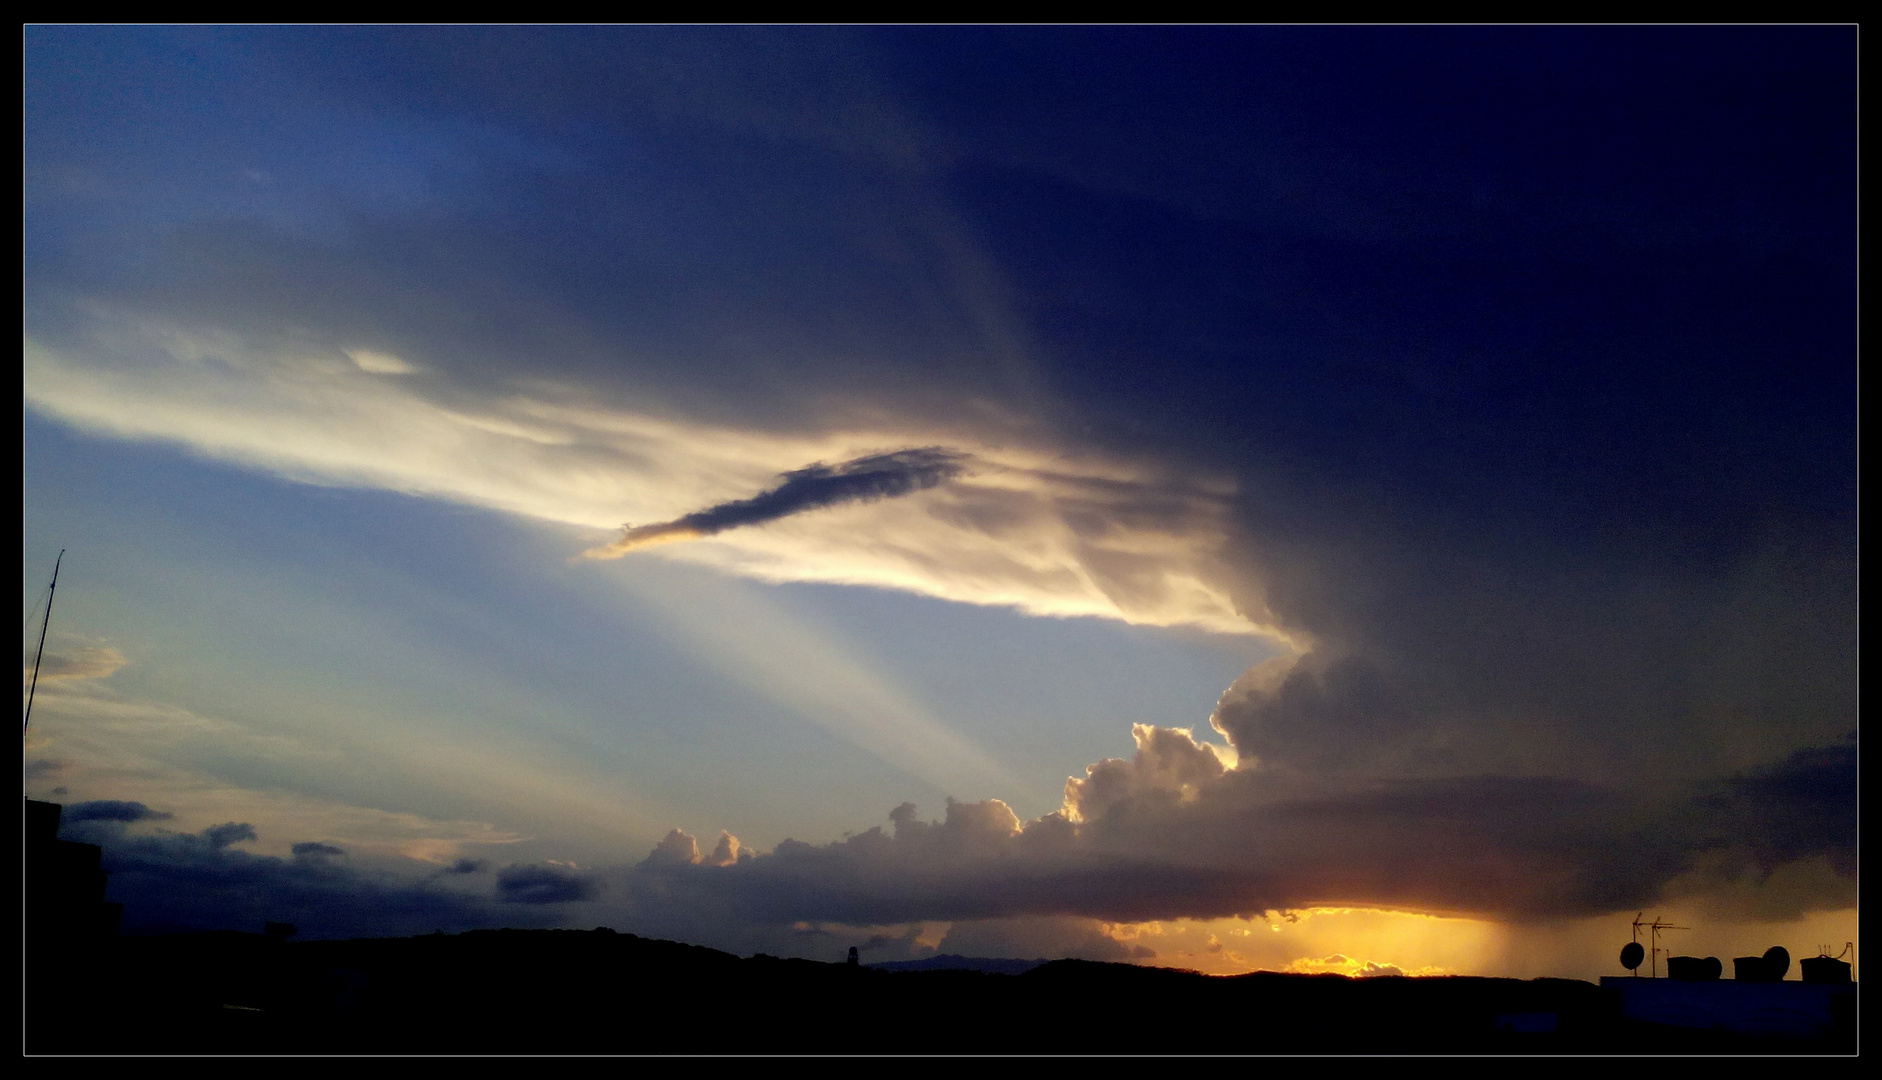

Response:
(24, 26), (1855, 980)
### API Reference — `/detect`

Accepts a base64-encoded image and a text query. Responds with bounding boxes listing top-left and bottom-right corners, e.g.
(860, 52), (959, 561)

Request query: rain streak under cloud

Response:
(22, 26), (1854, 976)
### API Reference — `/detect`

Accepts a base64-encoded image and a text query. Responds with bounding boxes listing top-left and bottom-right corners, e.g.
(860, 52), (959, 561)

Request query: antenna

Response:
(23, 550), (64, 732)
(1630, 913), (1688, 979)
(1619, 912), (1647, 976)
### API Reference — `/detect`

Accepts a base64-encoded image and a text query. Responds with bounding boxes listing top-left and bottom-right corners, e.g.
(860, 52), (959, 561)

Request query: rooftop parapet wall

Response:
(1601, 976), (1855, 1037)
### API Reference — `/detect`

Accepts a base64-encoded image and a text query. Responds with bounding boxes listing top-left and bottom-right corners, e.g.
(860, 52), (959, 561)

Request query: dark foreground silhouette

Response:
(26, 927), (1856, 1055)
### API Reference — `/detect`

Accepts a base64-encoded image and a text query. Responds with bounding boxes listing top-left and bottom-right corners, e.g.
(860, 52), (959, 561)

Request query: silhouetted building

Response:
(26, 799), (125, 1051)
(1601, 973), (1855, 1037)
(25, 799), (122, 943)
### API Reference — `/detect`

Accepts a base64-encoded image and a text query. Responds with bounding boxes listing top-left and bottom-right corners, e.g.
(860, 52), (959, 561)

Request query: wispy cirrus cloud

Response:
(23, 645), (127, 684)
(24, 321), (1263, 638)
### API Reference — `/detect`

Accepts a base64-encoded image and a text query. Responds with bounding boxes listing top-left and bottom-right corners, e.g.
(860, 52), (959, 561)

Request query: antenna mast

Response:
(24, 550), (64, 731)
(1631, 913), (1688, 978)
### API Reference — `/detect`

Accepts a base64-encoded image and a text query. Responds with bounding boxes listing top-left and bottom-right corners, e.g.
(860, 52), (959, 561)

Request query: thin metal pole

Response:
(23, 550), (63, 731)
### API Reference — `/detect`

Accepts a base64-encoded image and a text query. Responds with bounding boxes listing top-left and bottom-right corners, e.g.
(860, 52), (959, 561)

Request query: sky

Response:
(24, 26), (1855, 981)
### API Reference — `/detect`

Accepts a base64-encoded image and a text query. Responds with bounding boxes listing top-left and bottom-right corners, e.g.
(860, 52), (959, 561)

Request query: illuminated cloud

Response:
(24, 645), (127, 684)
(23, 325), (1262, 638)
(1284, 954), (1420, 978)
(604, 725), (1854, 937)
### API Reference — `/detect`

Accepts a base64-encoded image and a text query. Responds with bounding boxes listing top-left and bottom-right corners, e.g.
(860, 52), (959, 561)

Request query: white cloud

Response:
(25, 317), (1275, 641)
(343, 347), (417, 374)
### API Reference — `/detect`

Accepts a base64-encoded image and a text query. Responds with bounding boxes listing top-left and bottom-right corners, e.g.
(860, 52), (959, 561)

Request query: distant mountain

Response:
(864, 954), (1048, 975)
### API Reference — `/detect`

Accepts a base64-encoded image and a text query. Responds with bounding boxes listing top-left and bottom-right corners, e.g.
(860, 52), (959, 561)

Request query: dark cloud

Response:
(66, 817), (518, 939)
(585, 448), (970, 557)
(203, 822), (258, 849)
(498, 863), (600, 905)
(1212, 509), (1857, 790)
(40, 738), (1851, 947)
(446, 858), (488, 875)
(1700, 742), (1857, 877)
(610, 728), (1853, 932)
(63, 799), (171, 823)
(936, 915), (1133, 963)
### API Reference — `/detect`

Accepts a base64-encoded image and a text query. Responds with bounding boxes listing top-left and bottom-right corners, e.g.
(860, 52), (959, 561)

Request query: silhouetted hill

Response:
(27, 927), (1856, 1055)
(865, 953), (1048, 975)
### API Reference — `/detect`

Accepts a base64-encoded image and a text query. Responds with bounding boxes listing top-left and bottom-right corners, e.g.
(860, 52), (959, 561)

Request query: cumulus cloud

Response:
(52, 727), (1847, 949)
(1287, 954), (1410, 978)
(643, 828), (704, 867)
(607, 726), (1853, 934)
(706, 831), (742, 867)
(583, 448), (970, 557)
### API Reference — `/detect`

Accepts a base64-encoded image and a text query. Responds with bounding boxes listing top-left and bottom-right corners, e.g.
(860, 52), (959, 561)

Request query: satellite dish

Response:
(1763, 945), (1790, 980)
(1620, 942), (1645, 970)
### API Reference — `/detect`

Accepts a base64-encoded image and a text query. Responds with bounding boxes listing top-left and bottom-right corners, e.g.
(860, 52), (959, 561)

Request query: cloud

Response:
(706, 831), (742, 867)
(24, 646), (127, 684)
(936, 915), (1134, 963)
(49, 729), (1846, 951)
(21, 29), (1853, 961)
(643, 828), (704, 867)
(607, 726), (1853, 934)
(68, 814), (519, 938)
(446, 858), (488, 875)
(23, 326), (1257, 636)
(498, 862), (600, 904)
(583, 448), (970, 557)
(1704, 742), (1857, 876)
(204, 822), (258, 848)
(1286, 954), (1413, 978)
(63, 799), (172, 824)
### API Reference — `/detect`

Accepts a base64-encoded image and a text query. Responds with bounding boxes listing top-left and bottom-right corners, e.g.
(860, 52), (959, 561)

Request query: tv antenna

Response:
(23, 549), (64, 732)
(1630, 913), (1688, 979)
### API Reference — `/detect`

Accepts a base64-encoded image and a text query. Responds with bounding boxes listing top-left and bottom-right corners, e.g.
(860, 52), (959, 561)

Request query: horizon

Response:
(24, 26), (1855, 990)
